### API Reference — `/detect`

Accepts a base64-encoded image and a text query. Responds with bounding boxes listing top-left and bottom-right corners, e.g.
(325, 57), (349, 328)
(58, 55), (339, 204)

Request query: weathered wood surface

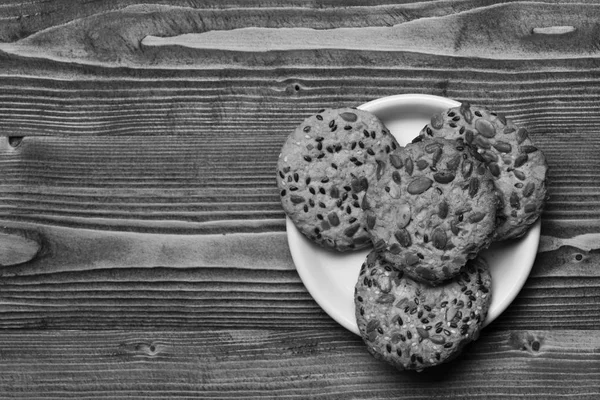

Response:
(1, 0), (599, 398)
(1, 329), (599, 399)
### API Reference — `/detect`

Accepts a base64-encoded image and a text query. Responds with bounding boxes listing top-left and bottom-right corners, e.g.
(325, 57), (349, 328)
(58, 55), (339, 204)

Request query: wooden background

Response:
(1, 0), (600, 398)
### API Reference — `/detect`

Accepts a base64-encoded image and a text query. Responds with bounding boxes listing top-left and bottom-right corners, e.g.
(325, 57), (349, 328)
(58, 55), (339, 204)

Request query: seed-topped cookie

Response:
(355, 251), (492, 371)
(365, 137), (497, 285)
(278, 108), (400, 251)
(420, 103), (548, 241)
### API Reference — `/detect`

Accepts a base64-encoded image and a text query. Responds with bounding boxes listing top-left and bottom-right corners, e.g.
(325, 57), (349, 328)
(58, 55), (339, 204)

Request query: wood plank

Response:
(0, 127), (598, 233)
(3, 3), (600, 66)
(0, 0), (598, 397)
(1, 0), (517, 44)
(0, 224), (598, 330)
(0, 329), (598, 399)
(0, 0), (598, 349)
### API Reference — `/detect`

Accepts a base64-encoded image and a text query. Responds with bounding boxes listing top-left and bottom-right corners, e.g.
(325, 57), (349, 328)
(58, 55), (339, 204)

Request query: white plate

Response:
(287, 94), (541, 335)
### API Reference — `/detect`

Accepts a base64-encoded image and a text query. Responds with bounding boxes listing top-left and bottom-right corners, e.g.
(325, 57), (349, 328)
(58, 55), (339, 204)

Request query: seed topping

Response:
(339, 112), (357, 122)
(431, 113), (444, 129)
(475, 119), (496, 138)
(433, 171), (456, 184)
(407, 177), (433, 195)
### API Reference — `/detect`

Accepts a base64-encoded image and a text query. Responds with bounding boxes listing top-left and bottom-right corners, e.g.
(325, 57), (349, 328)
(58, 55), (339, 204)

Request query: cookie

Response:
(364, 137), (498, 285)
(420, 103), (548, 241)
(355, 250), (492, 371)
(277, 108), (400, 251)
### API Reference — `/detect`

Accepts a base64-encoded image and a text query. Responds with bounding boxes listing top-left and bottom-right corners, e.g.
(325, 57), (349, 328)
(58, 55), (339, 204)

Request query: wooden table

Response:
(1, 1), (599, 398)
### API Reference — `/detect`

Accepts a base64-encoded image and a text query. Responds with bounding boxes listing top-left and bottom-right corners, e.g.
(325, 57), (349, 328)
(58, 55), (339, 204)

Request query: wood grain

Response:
(0, 222), (598, 330)
(0, 0), (598, 332)
(0, 329), (598, 399)
(1, 0), (599, 397)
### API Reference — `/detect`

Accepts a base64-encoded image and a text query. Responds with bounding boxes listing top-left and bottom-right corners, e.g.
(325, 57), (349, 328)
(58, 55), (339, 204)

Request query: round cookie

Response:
(420, 102), (548, 241)
(277, 108), (400, 251)
(355, 250), (492, 371)
(364, 137), (498, 285)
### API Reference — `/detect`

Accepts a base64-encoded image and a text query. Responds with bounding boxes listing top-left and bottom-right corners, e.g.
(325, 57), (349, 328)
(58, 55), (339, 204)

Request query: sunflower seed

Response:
(395, 228), (412, 247)
(481, 150), (498, 163)
(465, 130), (474, 144)
(330, 186), (339, 198)
(475, 119), (496, 137)
(405, 252), (420, 265)
(468, 178), (480, 197)
(488, 162), (501, 177)
(405, 158), (414, 175)
(513, 169), (526, 180)
(328, 212), (340, 227)
(514, 154), (529, 168)
(510, 192), (520, 209)
(520, 145), (538, 154)
(340, 112), (357, 122)
(433, 171), (456, 184)
(407, 177), (433, 195)
(366, 319), (380, 333)
(425, 142), (442, 153)
(389, 243), (402, 254)
(367, 213), (377, 229)
(290, 195), (305, 204)
(431, 113), (444, 129)
(361, 194), (370, 210)
(377, 293), (396, 304)
(430, 335), (446, 345)
(473, 135), (492, 149)
(523, 182), (535, 197)
(344, 224), (360, 237)
(493, 141), (512, 153)
(446, 154), (461, 171)
(439, 201), (449, 219)
(469, 212), (485, 223)
(516, 128), (529, 144)
(432, 228), (447, 249)
(416, 159), (429, 170)
(417, 327), (429, 339)
(390, 153), (403, 169)
(460, 102), (473, 124)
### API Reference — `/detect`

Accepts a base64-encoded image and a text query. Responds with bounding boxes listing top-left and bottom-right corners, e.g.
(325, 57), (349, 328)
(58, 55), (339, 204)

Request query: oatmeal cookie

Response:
(420, 103), (548, 240)
(365, 137), (498, 284)
(278, 108), (400, 251)
(355, 251), (492, 371)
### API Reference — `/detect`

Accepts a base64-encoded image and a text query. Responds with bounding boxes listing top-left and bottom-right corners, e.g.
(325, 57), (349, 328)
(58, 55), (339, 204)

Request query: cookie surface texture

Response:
(355, 251), (492, 371)
(278, 108), (400, 251)
(421, 103), (548, 240)
(365, 137), (497, 284)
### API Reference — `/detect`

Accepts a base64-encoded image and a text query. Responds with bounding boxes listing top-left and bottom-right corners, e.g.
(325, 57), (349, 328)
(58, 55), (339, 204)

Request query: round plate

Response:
(287, 94), (540, 335)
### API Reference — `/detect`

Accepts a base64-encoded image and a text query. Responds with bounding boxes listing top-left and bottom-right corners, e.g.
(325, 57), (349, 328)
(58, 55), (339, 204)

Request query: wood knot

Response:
(0, 231), (42, 267)
(8, 136), (23, 148)
(117, 341), (162, 358)
(508, 331), (543, 354)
